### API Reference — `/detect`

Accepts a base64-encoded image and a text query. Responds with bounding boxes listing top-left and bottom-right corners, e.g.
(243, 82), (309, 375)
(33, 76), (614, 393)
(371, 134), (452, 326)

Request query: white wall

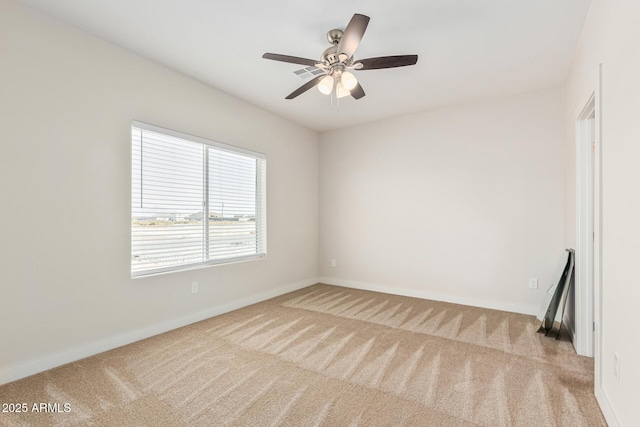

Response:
(0, 2), (319, 384)
(319, 88), (565, 315)
(564, 0), (640, 425)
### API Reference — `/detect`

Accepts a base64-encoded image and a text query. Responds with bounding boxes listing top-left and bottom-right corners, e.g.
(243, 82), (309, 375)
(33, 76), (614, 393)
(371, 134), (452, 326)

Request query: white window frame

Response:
(131, 121), (266, 277)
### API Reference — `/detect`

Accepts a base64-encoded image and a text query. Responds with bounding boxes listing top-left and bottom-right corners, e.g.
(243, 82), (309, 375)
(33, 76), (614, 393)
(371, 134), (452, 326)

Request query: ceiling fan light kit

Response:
(262, 13), (418, 103)
(318, 75), (334, 94)
(341, 71), (357, 90)
(336, 82), (351, 99)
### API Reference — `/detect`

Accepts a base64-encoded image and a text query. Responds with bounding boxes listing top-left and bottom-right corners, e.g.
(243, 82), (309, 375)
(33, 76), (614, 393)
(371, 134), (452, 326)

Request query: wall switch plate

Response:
(330, 259), (337, 268)
(614, 352), (620, 380)
(191, 282), (198, 294)
(528, 278), (538, 289)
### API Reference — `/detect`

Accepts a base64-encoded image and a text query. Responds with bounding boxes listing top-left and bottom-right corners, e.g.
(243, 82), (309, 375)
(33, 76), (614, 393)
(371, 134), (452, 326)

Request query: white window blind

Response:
(131, 122), (266, 277)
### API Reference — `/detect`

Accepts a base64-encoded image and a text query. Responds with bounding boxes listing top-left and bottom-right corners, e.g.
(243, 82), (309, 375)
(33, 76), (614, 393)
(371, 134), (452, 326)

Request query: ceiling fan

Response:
(262, 14), (418, 101)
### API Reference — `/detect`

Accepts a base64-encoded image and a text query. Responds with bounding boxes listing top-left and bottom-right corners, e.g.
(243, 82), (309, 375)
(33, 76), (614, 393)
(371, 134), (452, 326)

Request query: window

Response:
(131, 122), (266, 277)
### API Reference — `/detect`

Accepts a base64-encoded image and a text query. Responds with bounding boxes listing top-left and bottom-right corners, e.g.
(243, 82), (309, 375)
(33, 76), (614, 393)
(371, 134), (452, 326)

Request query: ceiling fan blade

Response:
(350, 82), (366, 100)
(356, 55), (418, 70)
(337, 14), (370, 58)
(285, 74), (325, 99)
(262, 53), (319, 67)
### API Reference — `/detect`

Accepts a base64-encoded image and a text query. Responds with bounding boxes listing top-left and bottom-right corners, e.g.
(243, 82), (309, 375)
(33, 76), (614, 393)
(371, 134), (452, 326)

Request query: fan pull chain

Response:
(330, 76), (341, 112)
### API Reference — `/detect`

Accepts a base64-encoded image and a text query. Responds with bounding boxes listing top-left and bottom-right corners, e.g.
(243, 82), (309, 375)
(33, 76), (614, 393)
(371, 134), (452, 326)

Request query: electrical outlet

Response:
(614, 352), (620, 380)
(331, 259), (337, 268)
(528, 278), (538, 289)
(191, 282), (198, 294)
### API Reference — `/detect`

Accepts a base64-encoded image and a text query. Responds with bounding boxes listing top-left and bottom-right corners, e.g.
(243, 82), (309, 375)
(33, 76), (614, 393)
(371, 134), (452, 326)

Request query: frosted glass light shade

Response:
(336, 82), (351, 98)
(341, 71), (358, 90)
(318, 75), (334, 95)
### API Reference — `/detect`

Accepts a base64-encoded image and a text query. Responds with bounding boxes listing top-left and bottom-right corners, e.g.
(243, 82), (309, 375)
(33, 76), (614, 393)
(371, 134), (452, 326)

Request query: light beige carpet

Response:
(0, 284), (605, 426)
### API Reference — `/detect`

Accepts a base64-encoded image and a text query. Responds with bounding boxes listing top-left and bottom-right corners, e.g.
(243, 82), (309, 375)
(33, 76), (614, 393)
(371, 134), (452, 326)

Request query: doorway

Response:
(575, 78), (601, 368)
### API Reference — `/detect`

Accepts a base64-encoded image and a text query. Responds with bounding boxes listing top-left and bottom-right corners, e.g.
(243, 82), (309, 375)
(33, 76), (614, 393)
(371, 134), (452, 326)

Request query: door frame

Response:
(574, 65), (602, 377)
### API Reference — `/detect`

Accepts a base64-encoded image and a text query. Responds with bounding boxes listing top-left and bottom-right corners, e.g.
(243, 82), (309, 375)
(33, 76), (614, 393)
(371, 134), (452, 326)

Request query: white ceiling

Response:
(20, 0), (591, 132)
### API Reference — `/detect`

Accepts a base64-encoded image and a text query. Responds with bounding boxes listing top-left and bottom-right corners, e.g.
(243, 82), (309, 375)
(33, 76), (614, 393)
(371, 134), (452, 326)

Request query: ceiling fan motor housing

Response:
(322, 45), (349, 67)
(322, 29), (351, 66)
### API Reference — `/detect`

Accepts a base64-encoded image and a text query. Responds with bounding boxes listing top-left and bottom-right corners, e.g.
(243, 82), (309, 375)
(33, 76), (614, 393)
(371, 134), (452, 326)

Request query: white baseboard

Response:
(595, 385), (620, 427)
(0, 278), (316, 386)
(318, 277), (539, 316)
